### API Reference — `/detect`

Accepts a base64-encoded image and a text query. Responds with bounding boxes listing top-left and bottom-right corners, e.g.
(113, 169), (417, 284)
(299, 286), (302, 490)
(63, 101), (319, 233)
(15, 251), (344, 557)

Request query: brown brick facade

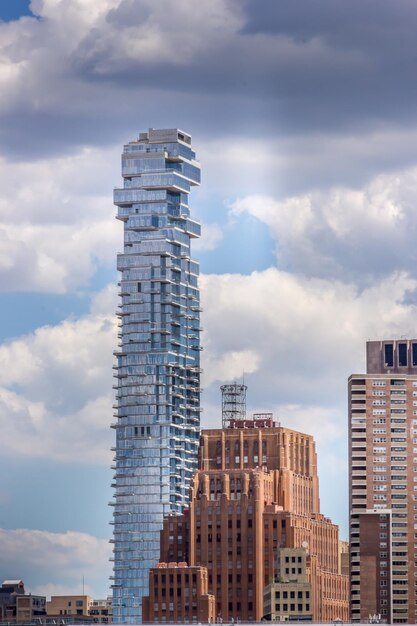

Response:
(143, 421), (348, 622)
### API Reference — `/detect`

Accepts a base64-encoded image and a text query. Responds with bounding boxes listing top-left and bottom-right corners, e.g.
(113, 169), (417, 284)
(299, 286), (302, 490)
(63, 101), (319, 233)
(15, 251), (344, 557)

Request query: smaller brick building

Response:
(142, 563), (215, 624)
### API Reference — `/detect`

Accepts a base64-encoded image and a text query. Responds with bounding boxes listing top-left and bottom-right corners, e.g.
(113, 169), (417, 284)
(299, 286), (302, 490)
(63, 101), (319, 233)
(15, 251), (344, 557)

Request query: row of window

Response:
(274, 603), (310, 612)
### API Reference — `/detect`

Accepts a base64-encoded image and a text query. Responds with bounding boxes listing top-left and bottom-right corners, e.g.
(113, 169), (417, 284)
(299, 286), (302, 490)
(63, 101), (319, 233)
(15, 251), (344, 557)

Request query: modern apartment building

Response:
(143, 400), (349, 623)
(349, 339), (417, 623)
(111, 128), (202, 623)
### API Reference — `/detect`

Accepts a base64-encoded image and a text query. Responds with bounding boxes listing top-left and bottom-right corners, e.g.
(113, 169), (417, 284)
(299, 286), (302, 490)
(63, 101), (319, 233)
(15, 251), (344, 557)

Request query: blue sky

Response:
(2, 0), (417, 600)
(0, 0), (31, 22)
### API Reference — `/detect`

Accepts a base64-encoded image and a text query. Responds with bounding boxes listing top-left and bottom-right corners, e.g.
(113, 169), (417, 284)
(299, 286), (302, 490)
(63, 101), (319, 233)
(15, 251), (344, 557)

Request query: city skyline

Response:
(2, 0), (417, 602)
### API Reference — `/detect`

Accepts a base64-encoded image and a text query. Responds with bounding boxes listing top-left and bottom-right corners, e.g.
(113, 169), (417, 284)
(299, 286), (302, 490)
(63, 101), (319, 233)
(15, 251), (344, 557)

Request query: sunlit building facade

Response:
(111, 128), (202, 623)
(143, 414), (349, 623)
(349, 339), (417, 623)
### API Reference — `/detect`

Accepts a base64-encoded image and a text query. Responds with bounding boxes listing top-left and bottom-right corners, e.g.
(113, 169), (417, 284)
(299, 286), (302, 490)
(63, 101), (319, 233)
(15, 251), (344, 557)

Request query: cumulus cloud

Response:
(200, 268), (417, 418)
(0, 286), (117, 463)
(0, 146), (121, 293)
(193, 223), (223, 252)
(0, 528), (111, 599)
(230, 165), (417, 282)
(0, 0), (417, 167)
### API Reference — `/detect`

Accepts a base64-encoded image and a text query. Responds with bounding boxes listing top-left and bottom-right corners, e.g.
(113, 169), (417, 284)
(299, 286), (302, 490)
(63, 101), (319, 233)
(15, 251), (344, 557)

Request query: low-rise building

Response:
(89, 597), (112, 623)
(47, 595), (93, 617)
(264, 548), (312, 622)
(16, 594), (47, 622)
(142, 563), (215, 624)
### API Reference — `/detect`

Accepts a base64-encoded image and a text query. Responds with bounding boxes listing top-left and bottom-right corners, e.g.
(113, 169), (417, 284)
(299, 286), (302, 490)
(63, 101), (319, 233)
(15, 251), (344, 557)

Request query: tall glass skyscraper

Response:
(111, 128), (202, 624)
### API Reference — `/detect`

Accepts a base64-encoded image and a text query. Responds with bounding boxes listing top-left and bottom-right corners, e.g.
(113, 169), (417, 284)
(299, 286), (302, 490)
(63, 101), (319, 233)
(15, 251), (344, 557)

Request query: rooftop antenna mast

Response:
(221, 383), (247, 428)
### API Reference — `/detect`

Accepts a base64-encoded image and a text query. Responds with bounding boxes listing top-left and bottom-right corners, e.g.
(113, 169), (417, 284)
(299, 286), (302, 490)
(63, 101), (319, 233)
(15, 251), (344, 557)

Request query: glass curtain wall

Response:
(111, 129), (201, 624)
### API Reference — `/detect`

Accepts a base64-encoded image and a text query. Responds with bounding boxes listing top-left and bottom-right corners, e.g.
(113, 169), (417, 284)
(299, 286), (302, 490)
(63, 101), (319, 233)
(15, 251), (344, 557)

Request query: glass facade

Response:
(111, 128), (201, 624)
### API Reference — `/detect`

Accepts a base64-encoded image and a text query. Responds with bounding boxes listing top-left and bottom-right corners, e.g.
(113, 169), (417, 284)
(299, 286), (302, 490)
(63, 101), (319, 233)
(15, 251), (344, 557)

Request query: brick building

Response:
(142, 563), (215, 623)
(349, 339), (417, 623)
(143, 414), (349, 622)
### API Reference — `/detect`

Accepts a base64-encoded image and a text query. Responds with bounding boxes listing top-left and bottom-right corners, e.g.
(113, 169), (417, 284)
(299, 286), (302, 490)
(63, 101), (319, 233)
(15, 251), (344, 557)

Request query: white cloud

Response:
(230, 165), (417, 281)
(200, 267), (417, 419)
(193, 223), (223, 252)
(0, 147), (120, 293)
(0, 285), (117, 463)
(202, 349), (259, 388)
(0, 528), (111, 599)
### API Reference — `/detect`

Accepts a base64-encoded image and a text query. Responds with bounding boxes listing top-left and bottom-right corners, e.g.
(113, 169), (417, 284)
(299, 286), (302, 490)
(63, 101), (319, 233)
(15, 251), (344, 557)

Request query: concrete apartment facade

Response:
(263, 547), (313, 622)
(143, 416), (349, 623)
(349, 339), (417, 623)
(47, 595), (93, 617)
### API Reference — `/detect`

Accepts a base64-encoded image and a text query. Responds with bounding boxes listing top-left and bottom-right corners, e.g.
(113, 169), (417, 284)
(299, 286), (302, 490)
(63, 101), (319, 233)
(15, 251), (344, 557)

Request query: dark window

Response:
(398, 343), (407, 367)
(290, 604), (295, 611)
(384, 344), (394, 367)
(413, 343), (417, 366)
(281, 519), (286, 528)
